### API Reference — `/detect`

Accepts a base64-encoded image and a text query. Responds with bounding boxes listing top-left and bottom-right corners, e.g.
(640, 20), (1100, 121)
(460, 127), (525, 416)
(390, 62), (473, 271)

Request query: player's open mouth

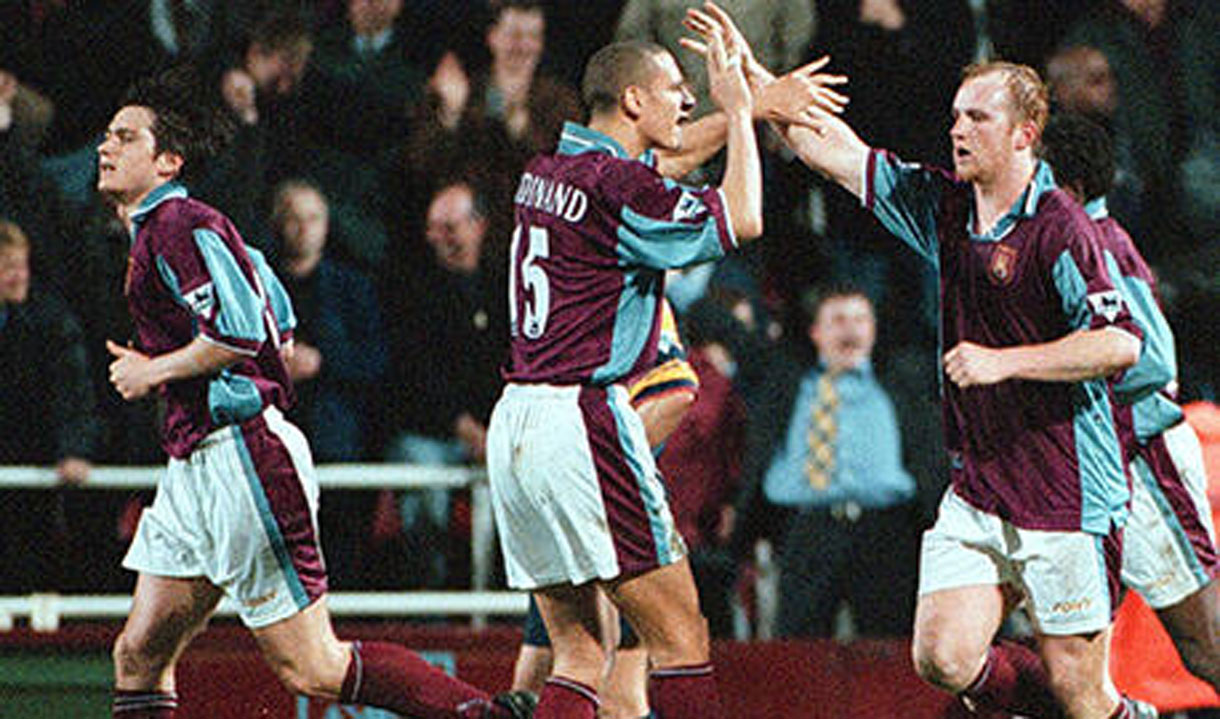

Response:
(954, 147), (972, 159)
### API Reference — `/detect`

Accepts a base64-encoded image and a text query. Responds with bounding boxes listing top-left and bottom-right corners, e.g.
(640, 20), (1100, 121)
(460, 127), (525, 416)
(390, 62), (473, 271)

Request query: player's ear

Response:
(1013, 120), (1038, 153)
(621, 85), (644, 120)
(155, 150), (185, 179)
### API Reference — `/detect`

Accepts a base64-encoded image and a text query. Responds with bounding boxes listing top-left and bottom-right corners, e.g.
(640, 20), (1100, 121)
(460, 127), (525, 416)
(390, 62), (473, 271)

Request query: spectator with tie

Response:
(734, 284), (921, 638)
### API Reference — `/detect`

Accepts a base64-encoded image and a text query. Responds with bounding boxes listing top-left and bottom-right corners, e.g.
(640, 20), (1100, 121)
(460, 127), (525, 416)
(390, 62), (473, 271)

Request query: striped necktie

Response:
(805, 370), (840, 490)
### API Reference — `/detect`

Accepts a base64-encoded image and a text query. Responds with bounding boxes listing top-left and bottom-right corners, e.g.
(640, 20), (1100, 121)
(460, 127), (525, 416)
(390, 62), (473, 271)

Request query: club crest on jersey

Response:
(1087, 289), (1124, 322)
(988, 245), (1017, 285)
(672, 191), (704, 222)
(183, 282), (216, 319)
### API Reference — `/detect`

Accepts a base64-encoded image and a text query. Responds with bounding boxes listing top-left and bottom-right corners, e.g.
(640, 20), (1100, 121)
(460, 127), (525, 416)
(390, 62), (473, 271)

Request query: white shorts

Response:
(919, 487), (1119, 635)
(1122, 421), (1219, 608)
(124, 407), (327, 628)
(487, 383), (686, 590)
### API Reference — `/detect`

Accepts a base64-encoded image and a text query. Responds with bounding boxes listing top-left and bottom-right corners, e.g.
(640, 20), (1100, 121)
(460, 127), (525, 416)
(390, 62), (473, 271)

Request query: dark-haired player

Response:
(100, 67), (533, 719)
(1042, 112), (1220, 692)
(485, 31), (758, 719)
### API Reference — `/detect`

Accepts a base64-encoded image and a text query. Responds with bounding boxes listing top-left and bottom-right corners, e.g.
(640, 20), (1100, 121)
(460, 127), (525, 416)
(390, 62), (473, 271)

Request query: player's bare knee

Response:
(113, 630), (171, 683)
(911, 638), (978, 692)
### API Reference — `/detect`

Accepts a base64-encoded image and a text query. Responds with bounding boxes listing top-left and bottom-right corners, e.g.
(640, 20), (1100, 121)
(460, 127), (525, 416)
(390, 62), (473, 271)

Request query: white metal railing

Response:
(0, 464), (521, 631)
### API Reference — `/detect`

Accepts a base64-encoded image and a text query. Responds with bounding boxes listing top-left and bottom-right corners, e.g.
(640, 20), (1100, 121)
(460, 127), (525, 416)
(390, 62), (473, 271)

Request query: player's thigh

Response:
(251, 597), (350, 696)
(605, 557), (707, 668)
(115, 573), (223, 682)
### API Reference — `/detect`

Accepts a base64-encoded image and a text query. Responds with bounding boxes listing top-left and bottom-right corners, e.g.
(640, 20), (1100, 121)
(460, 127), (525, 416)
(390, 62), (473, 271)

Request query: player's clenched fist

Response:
(107, 339), (157, 400)
(943, 341), (1010, 388)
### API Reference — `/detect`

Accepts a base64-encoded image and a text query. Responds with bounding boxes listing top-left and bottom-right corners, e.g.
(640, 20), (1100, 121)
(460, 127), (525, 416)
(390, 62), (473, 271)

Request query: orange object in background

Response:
(1111, 401), (1220, 710)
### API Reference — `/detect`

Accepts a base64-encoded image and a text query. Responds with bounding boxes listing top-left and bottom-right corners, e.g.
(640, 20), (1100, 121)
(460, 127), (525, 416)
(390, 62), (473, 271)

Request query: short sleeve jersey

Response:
(865, 150), (1141, 534)
(124, 183), (293, 458)
(1085, 198), (1182, 443)
(504, 122), (735, 385)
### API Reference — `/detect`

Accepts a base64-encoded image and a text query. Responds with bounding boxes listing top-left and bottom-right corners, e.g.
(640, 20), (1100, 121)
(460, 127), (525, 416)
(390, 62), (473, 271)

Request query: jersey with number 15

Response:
(503, 121), (736, 386)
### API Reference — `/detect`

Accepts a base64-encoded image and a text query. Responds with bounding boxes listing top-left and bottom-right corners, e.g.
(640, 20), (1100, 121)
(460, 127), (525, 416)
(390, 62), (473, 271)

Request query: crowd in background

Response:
(0, 0), (1216, 638)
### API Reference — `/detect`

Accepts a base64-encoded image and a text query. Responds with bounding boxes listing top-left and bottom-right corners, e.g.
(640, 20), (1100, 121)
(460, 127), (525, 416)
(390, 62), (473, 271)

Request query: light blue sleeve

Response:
(614, 176), (732, 270)
(246, 246), (297, 337)
(192, 229), (267, 348)
(1106, 252), (1175, 405)
(868, 150), (945, 266)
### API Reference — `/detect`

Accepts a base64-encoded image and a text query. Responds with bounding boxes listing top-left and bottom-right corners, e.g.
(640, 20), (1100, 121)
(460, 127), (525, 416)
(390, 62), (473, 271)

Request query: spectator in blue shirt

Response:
(736, 284), (921, 638)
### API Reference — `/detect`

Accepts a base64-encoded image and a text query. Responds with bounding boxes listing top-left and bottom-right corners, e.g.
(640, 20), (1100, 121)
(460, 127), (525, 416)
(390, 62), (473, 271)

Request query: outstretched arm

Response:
(680, 2), (863, 193)
(653, 57), (848, 179)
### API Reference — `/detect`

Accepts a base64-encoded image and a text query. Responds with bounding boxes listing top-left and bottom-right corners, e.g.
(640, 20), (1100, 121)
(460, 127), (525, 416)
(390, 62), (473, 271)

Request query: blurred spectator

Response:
(614, 0), (817, 116)
(967, 0), (1092, 68)
(732, 286), (920, 638)
(381, 179), (510, 589)
(0, 84), (77, 301)
(302, 0), (426, 157)
(0, 219), (102, 592)
(272, 180), (386, 461)
(0, 68), (54, 154)
(193, 11), (314, 248)
(396, 0), (583, 256)
(270, 180), (387, 588)
(1062, 0), (1220, 264)
(1045, 44), (1144, 240)
(814, 0), (974, 353)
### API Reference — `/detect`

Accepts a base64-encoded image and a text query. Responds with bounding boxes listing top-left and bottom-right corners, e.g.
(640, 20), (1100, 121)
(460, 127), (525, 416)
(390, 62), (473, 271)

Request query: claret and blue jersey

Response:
(504, 121), (735, 386)
(865, 149), (1143, 535)
(124, 182), (296, 458)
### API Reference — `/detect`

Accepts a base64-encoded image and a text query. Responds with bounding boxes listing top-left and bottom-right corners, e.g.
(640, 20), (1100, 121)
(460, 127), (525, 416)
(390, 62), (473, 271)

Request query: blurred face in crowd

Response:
(810, 294), (875, 372)
(349, 0), (402, 37)
(1047, 47), (1117, 118)
(0, 243), (30, 305)
(487, 7), (545, 77)
(247, 44), (311, 96)
(278, 186), (329, 261)
(631, 50), (696, 153)
(426, 184), (487, 275)
(950, 73), (1026, 185)
(97, 106), (181, 208)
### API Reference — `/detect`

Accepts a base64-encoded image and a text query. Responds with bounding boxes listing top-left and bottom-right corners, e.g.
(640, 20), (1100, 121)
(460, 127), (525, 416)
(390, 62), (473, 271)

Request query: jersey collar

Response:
(1083, 196), (1109, 221)
(556, 121), (658, 168)
(968, 160), (1056, 243)
(128, 181), (188, 241)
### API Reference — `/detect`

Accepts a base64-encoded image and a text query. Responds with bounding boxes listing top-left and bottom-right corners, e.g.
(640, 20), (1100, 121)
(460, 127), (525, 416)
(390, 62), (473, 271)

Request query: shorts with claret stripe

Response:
(123, 407), (326, 628)
(487, 383), (686, 589)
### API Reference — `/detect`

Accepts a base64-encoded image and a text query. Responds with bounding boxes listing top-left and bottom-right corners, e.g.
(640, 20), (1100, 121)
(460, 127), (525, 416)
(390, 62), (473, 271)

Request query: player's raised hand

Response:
(107, 339), (157, 400)
(705, 24), (751, 117)
(682, 2), (766, 85)
(757, 57), (849, 127)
